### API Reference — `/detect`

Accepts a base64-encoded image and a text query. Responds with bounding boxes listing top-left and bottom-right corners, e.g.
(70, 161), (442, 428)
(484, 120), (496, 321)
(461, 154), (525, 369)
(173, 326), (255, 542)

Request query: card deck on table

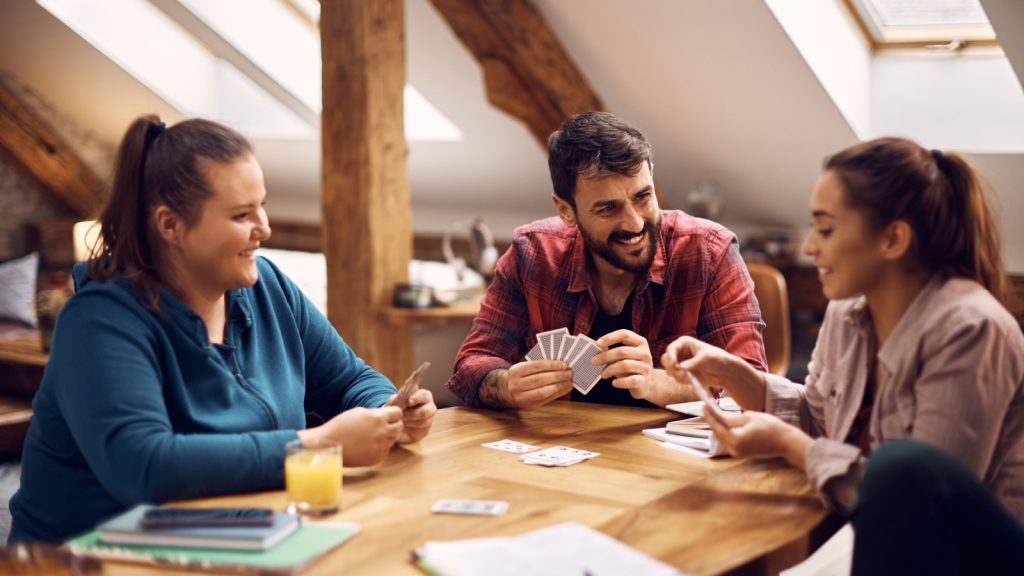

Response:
(520, 445), (600, 467)
(431, 499), (509, 516)
(481, 439), (541, 454)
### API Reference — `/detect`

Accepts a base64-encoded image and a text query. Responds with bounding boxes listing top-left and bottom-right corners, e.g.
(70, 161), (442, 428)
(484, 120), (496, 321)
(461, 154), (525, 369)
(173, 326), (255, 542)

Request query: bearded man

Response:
(447, 112), (766, 409)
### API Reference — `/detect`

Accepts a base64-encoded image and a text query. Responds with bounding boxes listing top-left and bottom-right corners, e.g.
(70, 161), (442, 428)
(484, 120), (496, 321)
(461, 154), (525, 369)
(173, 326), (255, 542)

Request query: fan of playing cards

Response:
(526, 328), (607, 395)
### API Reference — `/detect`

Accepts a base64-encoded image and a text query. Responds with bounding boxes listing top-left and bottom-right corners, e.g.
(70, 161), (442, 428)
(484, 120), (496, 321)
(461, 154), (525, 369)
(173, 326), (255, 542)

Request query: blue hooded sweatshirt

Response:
(9, 257), (395, 542)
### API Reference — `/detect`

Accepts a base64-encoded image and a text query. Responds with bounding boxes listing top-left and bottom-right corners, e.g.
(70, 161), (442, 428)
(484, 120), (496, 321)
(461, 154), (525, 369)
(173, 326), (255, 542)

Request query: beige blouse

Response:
(765, 276), (1024, 519)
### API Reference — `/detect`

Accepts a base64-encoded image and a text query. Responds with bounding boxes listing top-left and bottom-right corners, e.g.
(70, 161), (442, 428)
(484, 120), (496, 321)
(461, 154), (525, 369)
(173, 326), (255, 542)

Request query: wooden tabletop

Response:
(98, 403), (830, 576)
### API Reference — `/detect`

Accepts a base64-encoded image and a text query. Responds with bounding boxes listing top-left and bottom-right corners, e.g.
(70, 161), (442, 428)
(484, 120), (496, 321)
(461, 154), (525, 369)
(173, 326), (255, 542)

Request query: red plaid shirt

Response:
(447, 211), (767, 406)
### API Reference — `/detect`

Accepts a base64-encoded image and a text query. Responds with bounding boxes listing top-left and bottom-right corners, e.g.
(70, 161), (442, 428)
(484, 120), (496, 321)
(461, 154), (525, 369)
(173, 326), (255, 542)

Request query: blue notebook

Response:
(97, 505), (299, 551)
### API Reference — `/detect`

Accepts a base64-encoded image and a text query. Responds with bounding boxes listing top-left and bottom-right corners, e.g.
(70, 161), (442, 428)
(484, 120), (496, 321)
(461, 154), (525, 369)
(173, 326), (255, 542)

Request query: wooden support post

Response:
(0, 79), (104, 217)
(428, 0), (605, 147)
(320, 0), (413, 384)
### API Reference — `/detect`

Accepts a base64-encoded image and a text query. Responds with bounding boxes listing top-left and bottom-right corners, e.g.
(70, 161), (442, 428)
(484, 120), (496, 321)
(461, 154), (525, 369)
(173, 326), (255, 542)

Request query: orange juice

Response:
(285, 441), (342, 514)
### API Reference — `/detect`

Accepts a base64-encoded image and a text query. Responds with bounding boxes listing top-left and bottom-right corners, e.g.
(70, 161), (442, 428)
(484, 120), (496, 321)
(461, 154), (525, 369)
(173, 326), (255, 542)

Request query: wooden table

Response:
(100, 403), (831, 576)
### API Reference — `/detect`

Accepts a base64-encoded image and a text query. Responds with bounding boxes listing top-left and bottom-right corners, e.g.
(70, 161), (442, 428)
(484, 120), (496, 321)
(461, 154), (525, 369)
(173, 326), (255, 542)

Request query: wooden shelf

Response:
(380, 296), (481, 327)
(0, 335), (49, 368)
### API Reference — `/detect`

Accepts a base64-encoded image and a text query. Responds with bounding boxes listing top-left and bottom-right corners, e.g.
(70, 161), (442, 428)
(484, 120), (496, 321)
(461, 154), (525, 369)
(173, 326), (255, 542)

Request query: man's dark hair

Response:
(547, 111), (652, 208)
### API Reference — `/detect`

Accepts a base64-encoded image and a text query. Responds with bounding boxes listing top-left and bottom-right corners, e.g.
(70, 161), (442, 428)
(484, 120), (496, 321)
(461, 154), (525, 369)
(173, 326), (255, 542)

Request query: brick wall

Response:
(0, 71), (113, 262)
(0, 150), (70, 260)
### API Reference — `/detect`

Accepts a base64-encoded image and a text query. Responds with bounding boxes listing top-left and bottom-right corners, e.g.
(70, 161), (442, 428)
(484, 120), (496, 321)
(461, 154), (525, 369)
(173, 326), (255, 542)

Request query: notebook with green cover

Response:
(65, 522), (359, 575)
(98, 505), (299, 551)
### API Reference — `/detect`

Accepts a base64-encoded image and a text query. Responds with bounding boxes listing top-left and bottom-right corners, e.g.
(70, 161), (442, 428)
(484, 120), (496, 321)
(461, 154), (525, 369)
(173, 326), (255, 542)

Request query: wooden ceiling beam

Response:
(428, 0), (605, 147)
(0, 80), (104, 217)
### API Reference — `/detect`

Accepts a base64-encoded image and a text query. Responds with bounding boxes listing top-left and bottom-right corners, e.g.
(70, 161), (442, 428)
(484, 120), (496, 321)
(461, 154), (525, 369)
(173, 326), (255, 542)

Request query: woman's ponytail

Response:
(826, 137), (1006, 303)
(932, 151), (1005, 301)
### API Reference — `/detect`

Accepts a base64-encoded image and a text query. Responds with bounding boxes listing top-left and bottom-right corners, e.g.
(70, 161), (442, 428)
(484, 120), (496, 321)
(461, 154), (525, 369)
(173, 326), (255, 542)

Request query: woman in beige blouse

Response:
(662, 137), (1024, 574)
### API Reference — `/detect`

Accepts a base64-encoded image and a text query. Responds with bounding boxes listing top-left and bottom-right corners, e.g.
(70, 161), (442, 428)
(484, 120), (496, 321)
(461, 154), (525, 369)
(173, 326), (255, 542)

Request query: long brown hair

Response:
(89, 115), (252, 310)
(825, 137), (1005, 301)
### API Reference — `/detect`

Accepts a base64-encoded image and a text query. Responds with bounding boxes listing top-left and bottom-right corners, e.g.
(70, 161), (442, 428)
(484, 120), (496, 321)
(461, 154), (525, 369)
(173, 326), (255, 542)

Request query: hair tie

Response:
(145, 122), (166, 142)
(135, 121), (165, 273)
(138, 121), (165, 201)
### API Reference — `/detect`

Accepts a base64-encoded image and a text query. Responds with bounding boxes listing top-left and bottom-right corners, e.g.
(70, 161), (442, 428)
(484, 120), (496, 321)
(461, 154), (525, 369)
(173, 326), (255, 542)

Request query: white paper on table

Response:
(642, 427), (729, 458)
(415, 522), (682, 576)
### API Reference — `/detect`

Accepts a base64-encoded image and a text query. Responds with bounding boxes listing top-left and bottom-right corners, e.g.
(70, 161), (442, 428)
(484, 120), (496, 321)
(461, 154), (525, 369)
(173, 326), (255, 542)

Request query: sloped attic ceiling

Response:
(1, 0), (1022, 271)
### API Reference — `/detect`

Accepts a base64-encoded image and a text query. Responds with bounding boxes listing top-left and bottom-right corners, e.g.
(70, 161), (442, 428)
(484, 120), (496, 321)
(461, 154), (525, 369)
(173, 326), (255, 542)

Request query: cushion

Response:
(0, 252), (39, 327)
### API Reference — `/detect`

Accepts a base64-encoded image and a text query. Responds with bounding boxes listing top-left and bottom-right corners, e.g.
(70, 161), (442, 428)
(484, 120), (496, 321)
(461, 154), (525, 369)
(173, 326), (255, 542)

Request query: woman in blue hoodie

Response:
(9, 115), (436, 543)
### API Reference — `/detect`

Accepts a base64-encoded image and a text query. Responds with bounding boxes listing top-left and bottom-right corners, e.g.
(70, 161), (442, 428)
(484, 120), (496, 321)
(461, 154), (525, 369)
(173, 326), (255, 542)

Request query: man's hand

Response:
(299, 406), (404, 466)
(594, 329), (655, 399)
(478, 361), (572, 410)
(397, 388), (436, 444)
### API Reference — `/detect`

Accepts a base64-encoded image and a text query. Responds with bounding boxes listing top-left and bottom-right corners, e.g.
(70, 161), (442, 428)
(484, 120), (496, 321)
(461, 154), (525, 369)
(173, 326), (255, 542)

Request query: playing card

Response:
(525, 341), (545, 362)
(550, 330), (568, 362)
(431, 499), (509, 516)
(557, 335), (576, 361)
(561, 335), (589, 366)
(568, 337), (605, 395)
(482, 439), (541, 454)
(537, 328), (567, 360)
(686, 370), (726, 419)
(388, 361), (431, 409)
(520, 445), (600, 467)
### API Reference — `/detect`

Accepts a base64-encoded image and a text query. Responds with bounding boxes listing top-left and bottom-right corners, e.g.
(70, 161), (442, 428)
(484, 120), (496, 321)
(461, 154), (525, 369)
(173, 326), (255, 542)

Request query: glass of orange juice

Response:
(285, 439), (342, 516)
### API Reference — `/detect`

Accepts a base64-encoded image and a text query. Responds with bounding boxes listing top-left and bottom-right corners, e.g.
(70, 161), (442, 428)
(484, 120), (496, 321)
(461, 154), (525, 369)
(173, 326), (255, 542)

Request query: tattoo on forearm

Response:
(478, 369), (511, 408)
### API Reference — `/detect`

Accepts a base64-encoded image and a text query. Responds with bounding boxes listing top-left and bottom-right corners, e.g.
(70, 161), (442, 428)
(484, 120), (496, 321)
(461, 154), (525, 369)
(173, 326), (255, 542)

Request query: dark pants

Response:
(852, 440), (1024, 576)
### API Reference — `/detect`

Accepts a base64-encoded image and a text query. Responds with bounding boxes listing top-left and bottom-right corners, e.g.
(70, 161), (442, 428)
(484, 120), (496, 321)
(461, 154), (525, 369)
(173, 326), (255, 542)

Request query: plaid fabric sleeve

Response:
(697, 234), (768, 372)
(446, 242), (533, 406)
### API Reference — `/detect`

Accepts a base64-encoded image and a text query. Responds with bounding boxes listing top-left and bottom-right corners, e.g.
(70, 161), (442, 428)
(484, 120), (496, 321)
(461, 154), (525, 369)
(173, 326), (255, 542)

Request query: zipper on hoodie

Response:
(217, 317), (279, 429)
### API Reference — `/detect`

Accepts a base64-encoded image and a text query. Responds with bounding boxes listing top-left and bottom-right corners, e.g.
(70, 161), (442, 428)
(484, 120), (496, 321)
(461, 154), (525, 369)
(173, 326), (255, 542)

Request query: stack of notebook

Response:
(65, 505), (359, 575)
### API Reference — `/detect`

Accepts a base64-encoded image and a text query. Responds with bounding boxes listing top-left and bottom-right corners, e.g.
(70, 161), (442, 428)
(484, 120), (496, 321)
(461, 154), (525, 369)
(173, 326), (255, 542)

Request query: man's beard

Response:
(579, 216), (660, 274)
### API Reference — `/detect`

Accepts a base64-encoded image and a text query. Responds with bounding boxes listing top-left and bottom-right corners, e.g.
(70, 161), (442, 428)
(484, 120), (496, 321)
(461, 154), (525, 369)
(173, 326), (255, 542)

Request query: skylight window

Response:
(768, 0), (1024, 153)
(177, 0), (321, 112)
(37, 0), (462, 142)
(282, 0), (320, 27)
(404, 85), (463, 142)
(846, 0), (997, 48)
(38, 0), (313, 138)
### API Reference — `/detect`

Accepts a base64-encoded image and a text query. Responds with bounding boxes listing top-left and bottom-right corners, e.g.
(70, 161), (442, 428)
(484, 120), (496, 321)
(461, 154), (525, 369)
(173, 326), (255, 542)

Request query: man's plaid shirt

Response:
(446, 211), (767, 406)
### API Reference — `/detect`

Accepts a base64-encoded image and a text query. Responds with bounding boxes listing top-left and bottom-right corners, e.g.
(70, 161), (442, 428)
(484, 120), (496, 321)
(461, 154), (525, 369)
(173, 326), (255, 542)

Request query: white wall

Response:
(765, 0), (872, 138)
(871, 55), (1024, 152)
